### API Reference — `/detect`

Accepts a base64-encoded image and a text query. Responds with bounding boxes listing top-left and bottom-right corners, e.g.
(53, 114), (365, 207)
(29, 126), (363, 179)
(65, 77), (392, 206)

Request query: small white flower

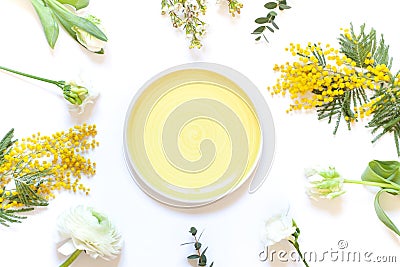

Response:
(57, 205), (122, 261)
(261, 211), (296, 246)
(72, 15), (107, 53)
(174, 3), (183, 11)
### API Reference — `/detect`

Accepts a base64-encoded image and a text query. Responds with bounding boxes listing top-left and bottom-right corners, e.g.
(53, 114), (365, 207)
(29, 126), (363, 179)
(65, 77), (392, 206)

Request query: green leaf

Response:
(180, 242), (195, 246)
(56, 0), (89, 10)
(187, 254), (200, 259)
(279, 4), (291, 10)
(255, 17), (268, 24)
(31, 0), (59, 48)
(189, 226), (197, 235)
(200, 247), (208, 257)
(210, 262), (214, 267)
(44, 0), (107, 41)
(199, 254), (207, 266)
(361, 160), (400, 186)
(264, 2), (278, 9)
(271, 20), (279, 29)
(255, 36), (261, 41)
(0, 129), (15, 158)
(252, 26), (266, 34)
(194, 242), (202, 250)
(266, 25), (274, 33)
(268, 11), (278, 17)
(374, 189), (400, 237)
(0, 207), (34, 227)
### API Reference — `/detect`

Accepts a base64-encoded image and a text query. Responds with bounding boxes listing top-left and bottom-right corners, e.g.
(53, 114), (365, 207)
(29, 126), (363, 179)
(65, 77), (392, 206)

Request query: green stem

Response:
(344, 179), (400, 191)
(59, 249), (82, 267)
(0, 65), (63, 88)
(289, 240), (310, 267)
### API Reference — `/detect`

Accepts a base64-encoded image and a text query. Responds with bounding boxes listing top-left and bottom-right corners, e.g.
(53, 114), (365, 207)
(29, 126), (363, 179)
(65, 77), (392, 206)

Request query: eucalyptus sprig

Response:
(252, 0), (291, 42)
(305, 162), (400, 238)
(181, 227), (214, 267)
(30, 0), (108, 53)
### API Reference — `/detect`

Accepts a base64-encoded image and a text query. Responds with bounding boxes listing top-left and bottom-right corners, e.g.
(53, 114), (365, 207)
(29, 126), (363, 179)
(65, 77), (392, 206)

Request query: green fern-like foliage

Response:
(314, 23), (392, 134)
(0, 207), (34, 227)
(316, 88), (368, 134)
(0, 129), (15, 165)
(0, 129), (49, 227)
(368, 81), (400, 156)
(339, 23), (400, 156)
(338, 23), (392, 69)
(300, 43), (370, 134)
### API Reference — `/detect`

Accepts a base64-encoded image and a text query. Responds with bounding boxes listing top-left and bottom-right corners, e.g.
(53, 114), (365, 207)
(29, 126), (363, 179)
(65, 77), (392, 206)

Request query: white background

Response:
(0, 0), (400, 266)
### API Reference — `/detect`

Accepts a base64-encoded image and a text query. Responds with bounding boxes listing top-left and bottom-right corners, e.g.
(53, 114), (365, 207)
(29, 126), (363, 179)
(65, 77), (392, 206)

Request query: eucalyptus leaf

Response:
(210, 262), (214, 267)
(268, 11), (278, 17)
(266, 25), (274, 33)
(189, 227), (197, 235)
(252, 26), (266, 34)
(264, 2), (278, 9)
(255, 36), (262, 41)
(56, 0), (90, 10)
(374, 189), (400, 237)
(199, 254), (207, 266)
(44, 0), (107, 41)
(194, 242), (202, 250)
(187, 254), (200, 259)
(200, 247), (208, 257)
(272, 20), (279, 29)
(255, 17), (268, 24)
(31, 0), (59, 48)
(279, 4), (291, 9)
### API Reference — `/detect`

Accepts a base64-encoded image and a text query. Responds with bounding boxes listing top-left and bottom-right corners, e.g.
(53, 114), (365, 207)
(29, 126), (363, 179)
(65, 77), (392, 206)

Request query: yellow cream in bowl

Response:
(125, 68), (262, 202)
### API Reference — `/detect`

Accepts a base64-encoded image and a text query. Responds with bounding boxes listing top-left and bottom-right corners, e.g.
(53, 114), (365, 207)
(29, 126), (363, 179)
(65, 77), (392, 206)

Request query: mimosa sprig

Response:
(269, 23), (400, 155)
(0, 125), (98, 227)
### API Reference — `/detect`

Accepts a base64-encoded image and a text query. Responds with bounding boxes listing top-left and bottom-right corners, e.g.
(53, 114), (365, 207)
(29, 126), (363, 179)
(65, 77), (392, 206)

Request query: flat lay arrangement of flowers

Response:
(1, 0), (400, 266)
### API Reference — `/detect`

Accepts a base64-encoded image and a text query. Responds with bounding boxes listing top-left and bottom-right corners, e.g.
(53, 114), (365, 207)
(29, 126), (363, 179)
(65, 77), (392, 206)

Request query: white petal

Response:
(58, 239), (77, 256)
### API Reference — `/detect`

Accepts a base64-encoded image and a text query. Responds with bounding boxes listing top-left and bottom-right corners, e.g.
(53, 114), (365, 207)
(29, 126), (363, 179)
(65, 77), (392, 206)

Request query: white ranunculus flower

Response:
(57, 205), (122, 261)
(261, 211), (296, 246)
(72, 15), (107, 53)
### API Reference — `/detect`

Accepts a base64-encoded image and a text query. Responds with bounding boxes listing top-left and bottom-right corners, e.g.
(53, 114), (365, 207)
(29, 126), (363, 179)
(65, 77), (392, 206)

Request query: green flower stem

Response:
(0, 65), (64, 88)
(59, 249), (83, 267)
(289, 240), (310, 267)
(343, 179), (400, 191)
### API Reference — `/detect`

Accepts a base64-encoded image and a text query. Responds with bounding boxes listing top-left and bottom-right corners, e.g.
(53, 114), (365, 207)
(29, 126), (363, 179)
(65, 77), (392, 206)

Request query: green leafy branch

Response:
(30, 0), (107, 53)
(252, 0), (291, 42)
(181, 227), (214, 267)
